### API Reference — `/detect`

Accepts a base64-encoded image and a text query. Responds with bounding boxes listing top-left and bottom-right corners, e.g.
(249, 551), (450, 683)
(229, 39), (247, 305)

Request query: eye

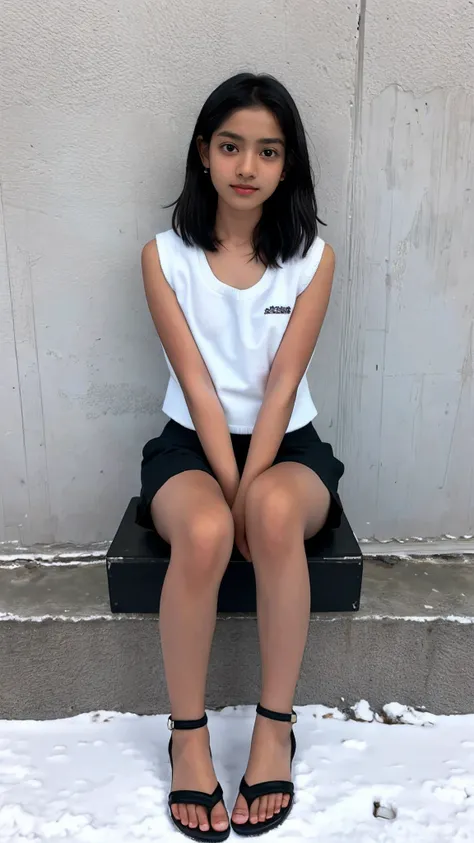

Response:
(221, 143), (237, 153)
(261, 148), (279, 158)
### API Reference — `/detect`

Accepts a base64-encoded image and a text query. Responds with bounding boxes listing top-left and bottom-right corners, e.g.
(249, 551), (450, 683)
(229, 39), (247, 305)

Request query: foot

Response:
(170, 726), (229, 834)
(231, 714), (293, 827)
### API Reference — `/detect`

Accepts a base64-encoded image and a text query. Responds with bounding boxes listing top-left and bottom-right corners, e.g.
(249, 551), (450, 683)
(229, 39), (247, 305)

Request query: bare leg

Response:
(231, 462), (331, 826)
(152, 470), (234, 834)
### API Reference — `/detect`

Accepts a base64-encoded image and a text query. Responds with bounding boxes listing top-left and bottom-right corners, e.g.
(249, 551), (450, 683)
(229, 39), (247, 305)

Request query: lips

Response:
(231, 185), (259, 195)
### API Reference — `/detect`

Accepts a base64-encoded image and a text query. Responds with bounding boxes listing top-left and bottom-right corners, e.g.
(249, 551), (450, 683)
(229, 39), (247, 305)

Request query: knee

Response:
(245, 475), (301, 553)
(173, 505), (234, 580)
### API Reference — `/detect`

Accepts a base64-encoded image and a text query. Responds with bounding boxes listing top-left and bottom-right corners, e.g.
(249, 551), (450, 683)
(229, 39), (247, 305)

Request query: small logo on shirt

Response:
(264, 305), (292, 315)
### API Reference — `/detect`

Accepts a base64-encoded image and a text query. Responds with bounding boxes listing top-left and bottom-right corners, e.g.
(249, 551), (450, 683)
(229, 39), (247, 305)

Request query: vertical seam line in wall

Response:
(0, 180), (31, 517)
(27, 251), (52, 531)
(336, 0), (366, 455)
(375, 87), (396, 527)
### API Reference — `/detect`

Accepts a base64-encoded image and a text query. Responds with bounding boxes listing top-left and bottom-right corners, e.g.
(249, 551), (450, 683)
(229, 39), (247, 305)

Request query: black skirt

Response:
(137, 419), (344, 532)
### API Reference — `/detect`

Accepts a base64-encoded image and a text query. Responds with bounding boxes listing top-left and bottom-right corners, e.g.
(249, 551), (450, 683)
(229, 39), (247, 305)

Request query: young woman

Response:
(137, 72), (344, 841)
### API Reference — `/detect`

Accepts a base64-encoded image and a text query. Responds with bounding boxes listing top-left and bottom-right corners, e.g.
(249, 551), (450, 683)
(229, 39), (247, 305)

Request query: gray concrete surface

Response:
(1, 0), (473, 546)
(1, 558), (473, 719)
(340, 0), (474, 540)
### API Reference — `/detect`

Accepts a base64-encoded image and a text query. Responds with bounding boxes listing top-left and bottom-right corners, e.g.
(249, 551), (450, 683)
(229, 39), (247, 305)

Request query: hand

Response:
(219, 470), (241, 510)
(231, 487), (251, 562)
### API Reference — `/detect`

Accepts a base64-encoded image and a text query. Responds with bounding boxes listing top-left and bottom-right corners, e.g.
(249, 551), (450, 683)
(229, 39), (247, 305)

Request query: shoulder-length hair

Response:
(168, 73), (324, 268)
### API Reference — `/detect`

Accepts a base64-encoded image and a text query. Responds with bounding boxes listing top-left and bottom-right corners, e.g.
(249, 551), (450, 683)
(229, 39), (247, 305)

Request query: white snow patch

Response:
(342, 739), (367, 751)
(351, 699), (374, 722)
(0, 704), (474, 841)
(383, 703), (438, 727)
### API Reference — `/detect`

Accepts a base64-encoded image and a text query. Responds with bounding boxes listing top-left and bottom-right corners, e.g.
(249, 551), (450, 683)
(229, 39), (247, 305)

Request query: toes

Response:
(187, 805), (198, 829)
(258, 795), (268, 824)
(232, 793), (249, 825)
(175, 802), (227, 833)
(171, 804), (181, 823)
(210, 803), (229, 832)
(275, 793), (283, 814)
(282, 793), (291, 809)
(196, 805), (210, 832)
(267, 794), (276, 819)
(250, 797), (260, 825)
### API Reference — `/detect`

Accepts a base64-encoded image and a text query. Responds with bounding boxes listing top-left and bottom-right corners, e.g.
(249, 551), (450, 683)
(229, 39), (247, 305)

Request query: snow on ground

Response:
(1, 703), (474, 842)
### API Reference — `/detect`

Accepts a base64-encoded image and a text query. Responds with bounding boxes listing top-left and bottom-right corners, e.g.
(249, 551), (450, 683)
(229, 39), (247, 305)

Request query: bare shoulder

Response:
(321, 242), (336, 270)
(141, 238), (160, 269)
(304, 241), (335, 291)
(141, 238), (167, 293)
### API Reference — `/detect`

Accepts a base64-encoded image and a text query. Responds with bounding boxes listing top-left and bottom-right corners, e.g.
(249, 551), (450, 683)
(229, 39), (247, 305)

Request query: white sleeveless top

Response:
(156, 228), (325, 434)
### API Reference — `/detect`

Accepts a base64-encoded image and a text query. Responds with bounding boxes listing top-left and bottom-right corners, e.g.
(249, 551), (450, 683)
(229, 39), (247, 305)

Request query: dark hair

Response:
(168, 72), (324, 268)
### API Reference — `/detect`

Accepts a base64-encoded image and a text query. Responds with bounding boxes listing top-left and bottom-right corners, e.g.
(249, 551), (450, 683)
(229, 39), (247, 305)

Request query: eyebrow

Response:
(216, 130), (285, 147)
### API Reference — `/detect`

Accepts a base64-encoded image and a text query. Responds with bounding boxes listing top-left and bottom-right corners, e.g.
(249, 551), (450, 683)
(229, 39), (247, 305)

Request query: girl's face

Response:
(198, 107), (286, 211)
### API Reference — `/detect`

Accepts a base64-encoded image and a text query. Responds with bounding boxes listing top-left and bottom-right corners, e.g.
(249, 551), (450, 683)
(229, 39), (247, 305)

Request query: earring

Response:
(203, 167), (209, 174)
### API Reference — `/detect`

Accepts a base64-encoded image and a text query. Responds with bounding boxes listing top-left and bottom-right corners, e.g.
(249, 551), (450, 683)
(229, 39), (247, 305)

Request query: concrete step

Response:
(0, 557), (473, 719)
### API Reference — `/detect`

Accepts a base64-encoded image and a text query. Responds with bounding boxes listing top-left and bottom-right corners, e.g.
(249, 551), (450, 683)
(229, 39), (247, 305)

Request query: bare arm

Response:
(238, 244), (336, 494)
(141, 239), (240, 506)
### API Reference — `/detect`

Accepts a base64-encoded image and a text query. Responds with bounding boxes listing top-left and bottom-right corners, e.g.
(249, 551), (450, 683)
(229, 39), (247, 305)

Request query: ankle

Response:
(254, 715), (292, 744)
(172, 724), (208, 739)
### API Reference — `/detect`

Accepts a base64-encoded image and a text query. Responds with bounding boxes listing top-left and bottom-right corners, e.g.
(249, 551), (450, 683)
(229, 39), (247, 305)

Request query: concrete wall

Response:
(0, 0), (472, 546)
(339, 0), (474, 539)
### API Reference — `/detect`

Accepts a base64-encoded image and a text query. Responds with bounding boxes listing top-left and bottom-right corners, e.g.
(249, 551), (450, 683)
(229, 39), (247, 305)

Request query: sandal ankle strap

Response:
(257, 703), (297, 724)
(167, 713), (208, 731)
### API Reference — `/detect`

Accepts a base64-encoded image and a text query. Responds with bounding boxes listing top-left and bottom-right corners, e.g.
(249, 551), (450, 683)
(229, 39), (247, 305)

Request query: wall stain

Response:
(59, 383), (162, 419)
(440, 325), (473, 489)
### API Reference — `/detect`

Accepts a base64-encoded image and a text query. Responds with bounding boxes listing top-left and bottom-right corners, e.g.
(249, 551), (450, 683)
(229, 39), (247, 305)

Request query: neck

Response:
(214, 197), (262, 248)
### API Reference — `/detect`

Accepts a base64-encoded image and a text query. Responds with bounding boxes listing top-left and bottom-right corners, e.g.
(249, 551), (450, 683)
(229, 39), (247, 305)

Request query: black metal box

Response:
(106, 498), (362, 613)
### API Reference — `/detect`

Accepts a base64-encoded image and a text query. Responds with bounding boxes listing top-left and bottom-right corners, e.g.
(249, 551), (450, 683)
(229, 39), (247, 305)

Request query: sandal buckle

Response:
(291, 712), (297, 724)
(167, 716), (174, 731)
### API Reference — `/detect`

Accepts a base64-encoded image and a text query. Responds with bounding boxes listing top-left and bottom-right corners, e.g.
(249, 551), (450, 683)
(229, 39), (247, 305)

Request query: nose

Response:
(237, 151), (257, 180)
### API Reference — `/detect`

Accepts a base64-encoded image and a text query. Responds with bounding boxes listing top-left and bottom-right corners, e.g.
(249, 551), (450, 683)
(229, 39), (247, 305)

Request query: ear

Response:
(196, 135), (210, 168)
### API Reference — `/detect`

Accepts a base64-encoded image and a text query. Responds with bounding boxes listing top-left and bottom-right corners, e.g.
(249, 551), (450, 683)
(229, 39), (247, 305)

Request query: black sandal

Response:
(231, 703), (297, 837)
(168, 712), (230, 842)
